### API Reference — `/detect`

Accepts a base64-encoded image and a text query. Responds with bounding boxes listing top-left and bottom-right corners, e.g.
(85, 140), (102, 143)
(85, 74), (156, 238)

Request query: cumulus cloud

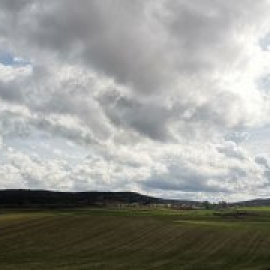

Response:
(0, 1), (270, 201)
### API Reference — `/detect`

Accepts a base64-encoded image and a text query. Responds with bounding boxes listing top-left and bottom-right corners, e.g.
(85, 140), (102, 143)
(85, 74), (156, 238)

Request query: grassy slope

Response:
(0, 208), (270, 269)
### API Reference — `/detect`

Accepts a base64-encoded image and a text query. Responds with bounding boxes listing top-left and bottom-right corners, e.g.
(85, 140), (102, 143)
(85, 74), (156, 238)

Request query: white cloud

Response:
(0, 1), (270, 201)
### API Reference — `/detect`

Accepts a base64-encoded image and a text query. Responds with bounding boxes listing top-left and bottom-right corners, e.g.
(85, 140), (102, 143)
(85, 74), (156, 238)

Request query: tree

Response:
(202, 201), (212, 210)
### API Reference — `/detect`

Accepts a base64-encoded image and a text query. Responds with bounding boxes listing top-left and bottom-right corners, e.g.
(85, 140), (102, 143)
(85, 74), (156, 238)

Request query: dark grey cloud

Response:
(143, 172), (230, 194)
(0, 0), (32, 12)
(0, 81), (24, 102)
(217, 141), (246, 160)
(98, 91), (172, 140)
(0, 0), (269, 140)
(255, 155), (270, 169)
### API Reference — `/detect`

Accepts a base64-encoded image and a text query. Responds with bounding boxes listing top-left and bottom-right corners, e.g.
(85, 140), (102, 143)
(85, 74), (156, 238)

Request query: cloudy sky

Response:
(1, 1), (270, 201)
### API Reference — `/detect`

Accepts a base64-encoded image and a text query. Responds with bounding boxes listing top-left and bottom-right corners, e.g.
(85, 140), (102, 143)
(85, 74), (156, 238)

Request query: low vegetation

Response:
(1, 207), (270, 269)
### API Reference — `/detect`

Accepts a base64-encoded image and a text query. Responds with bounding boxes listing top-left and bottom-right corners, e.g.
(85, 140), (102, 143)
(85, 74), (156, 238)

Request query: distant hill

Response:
(0, 189), (200, 208)
(230, 198), (270, 208)
(2, 189), (269, 209)
(0, 189), (158, 208)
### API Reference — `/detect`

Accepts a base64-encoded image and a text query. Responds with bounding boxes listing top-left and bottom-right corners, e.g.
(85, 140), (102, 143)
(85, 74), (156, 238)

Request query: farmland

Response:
(1, 208), (270, 269)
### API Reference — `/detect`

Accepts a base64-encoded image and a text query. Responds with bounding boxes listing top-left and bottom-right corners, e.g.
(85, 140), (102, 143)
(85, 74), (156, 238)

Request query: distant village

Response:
(93, 201), (228, 211)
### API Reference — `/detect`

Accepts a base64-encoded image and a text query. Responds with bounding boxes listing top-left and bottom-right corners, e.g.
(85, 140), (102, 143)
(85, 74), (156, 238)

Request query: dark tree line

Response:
(0, 189), (162, 208)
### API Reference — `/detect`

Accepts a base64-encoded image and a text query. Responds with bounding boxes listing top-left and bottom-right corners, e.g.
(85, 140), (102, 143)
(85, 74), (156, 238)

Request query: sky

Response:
(1, 1), (270, 202)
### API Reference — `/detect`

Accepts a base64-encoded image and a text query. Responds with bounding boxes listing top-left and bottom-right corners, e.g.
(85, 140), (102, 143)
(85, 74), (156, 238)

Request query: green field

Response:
(1, 208), (270, 269)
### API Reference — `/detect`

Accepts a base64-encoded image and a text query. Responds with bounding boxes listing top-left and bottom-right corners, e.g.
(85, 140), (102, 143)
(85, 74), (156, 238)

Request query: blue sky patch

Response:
(0, 51), (30, 66)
